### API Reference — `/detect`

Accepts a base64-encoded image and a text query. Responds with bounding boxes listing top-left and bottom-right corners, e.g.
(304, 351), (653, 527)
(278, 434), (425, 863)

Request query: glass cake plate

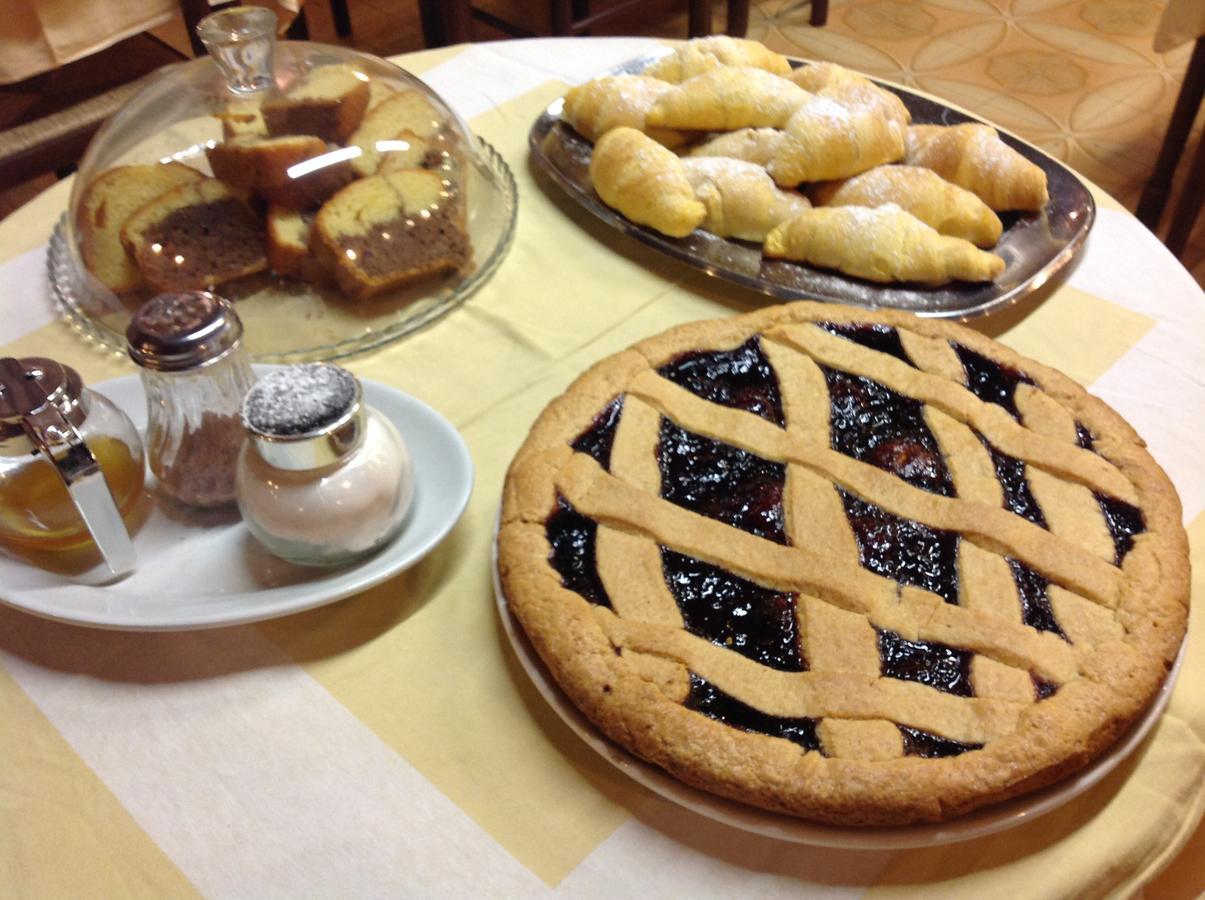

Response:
(528, 51), (1095, 319)
(0, 370), (473, 630)
(50, 21), (517, 363)
(491, 524), (1183, 849)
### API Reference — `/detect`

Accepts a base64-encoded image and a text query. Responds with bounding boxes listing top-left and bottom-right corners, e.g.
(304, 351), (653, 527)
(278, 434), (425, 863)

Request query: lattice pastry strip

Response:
(905, 330), (1127, 649)
(1014, 384), (1115, 561)
(596, 394), (690, 698)
(627, 367), (1121, 606)
(768, 340), (904, 760)
(557, 448), (1078, 683)
(923, 405), (1022, 624)
(771, 323), (1137, 503)
(498, 302), (1187, 826)
(594, 611), (1026, 744)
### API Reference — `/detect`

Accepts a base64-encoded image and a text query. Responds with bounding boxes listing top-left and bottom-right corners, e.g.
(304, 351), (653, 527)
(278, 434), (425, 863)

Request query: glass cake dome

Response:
(52, 6), (517, 362)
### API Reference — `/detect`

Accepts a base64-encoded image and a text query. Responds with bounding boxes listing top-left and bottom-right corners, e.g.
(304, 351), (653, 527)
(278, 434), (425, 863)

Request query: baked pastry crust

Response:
(498, 301), (1188, 826)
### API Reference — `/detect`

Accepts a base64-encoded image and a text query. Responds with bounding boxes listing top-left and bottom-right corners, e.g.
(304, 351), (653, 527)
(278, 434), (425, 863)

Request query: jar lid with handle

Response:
(0, 357), (140, 579)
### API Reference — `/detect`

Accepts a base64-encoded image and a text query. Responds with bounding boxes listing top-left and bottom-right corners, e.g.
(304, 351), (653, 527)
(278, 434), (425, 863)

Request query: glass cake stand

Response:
(50, 12), (517, 362)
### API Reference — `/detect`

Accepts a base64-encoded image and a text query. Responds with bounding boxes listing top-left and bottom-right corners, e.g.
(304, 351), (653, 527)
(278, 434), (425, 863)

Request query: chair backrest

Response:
(421, 0), (751, 46)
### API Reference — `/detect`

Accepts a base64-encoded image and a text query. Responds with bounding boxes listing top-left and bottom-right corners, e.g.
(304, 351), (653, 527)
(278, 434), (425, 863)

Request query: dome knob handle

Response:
(197, 5), (278, 95)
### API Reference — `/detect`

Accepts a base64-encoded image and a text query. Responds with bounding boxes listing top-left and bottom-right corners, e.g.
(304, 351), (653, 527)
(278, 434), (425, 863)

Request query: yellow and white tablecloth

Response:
(1, 38), (1203, 899)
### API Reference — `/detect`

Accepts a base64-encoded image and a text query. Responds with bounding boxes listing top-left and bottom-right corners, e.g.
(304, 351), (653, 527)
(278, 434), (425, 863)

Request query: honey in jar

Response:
(0, 435), (144, 551)
(0, 357), (144, 575)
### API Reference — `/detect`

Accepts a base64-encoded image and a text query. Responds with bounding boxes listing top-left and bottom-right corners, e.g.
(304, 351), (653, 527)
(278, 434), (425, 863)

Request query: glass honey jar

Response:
(0, 357), (143, 577)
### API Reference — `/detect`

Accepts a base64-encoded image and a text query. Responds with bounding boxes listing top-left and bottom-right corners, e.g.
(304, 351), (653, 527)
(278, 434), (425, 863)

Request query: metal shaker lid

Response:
(241, 363), (365, 471)
(0, 357), (87, 448)
(126, 291), (244, 371)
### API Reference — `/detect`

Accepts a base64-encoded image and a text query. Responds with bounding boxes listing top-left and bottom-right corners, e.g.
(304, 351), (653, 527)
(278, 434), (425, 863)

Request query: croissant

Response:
(590, 127), (706, 238)
(905, 123), (1049, 211)
(810, 165), (1003, 247)
(646, 67), (809, 131)
(826, 79), (911, 127)
(561, 75), (687, 148)
(767, 86), (908, 186)
(686, 128), (785, 166)
(644, 36), (792, 83)
(680, 157), (811, 242)
(786, 61), (872, 92)
(763, 204), (1006, 284)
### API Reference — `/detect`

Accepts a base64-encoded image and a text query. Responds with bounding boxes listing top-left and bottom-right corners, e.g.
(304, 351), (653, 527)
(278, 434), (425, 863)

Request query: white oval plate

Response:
(492, 527), (1183, 849)
(0, 369), (473, 631)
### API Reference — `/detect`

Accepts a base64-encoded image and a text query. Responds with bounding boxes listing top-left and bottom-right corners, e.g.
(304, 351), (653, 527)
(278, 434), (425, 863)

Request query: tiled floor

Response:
(2, 0), (1200, 284)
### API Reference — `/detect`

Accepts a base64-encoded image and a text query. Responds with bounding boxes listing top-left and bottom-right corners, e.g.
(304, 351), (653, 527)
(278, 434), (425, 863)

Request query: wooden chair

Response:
(1135, 35), (1204, 259)
(418, 0), (753, 46)
(0, 79), (151, 192)
(0, 1), (324, 193)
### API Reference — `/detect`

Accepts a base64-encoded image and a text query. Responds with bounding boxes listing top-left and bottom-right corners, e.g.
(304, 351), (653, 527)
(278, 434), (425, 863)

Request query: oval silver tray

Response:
(528, 53), (1095, 319)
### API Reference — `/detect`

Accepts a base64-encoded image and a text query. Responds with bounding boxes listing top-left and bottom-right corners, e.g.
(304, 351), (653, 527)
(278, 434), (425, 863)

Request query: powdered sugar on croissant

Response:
(686, 128), (786, 167)
(810, 164), (1003, 247)
(768, 90), (907, 186)
(562, 75), (687, 148)
(589, 127), (706, 238)
(906, 123), (1048, 211)
(680, 156), (811, 242)
(764, 204), (1005, 284)
(643, 36), (792, 83)
(786, 61), (873, 92)
(647, 67), (810, 131)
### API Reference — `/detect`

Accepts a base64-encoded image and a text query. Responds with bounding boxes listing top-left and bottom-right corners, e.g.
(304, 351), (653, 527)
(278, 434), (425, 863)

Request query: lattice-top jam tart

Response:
(497, 302), (1188, 826)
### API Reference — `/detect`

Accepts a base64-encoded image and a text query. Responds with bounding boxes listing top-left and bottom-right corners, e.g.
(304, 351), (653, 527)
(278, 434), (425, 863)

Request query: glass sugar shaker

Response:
(126, 291), (256, 508)
(235, 363), (414, 567)
(0, 357), (143, 578)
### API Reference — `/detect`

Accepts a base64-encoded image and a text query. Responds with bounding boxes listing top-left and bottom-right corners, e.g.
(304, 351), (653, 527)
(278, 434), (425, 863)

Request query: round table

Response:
(0, 37), (1202, 898)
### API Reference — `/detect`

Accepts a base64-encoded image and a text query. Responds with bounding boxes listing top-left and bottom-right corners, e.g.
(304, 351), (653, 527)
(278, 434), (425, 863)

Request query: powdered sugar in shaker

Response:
(235, 363), (414, 566)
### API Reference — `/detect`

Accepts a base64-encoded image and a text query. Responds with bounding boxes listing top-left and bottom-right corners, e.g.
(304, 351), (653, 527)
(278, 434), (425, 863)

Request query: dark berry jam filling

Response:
(824, 367), (954, 496)
(953, 343), (1034, 420)
(571, 396), (623, 470)
(546, 497), (611, 608)
(1075, 422), (1095, 451)
(658, 419), (787, 544)
(842, 492), (961, 604)
(687, 674), (820, 751)
(1033, 675), (1060, 700)
(663, 550), (804, 671)
(1095, 493), (1145, 566)
(1068, 423), (1146, 567)
(657, 337), (784, 426)
(899, 725), (982, 758)
(1006, 558), (1066, 639)
(982, 438), (1047, 528)
(878, 629), (974, 697)
(819, 322), (914, 366)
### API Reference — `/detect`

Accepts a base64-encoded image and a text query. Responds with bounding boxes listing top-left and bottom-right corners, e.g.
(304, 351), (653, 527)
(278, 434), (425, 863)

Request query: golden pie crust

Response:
(497, 301), (1189, 826)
